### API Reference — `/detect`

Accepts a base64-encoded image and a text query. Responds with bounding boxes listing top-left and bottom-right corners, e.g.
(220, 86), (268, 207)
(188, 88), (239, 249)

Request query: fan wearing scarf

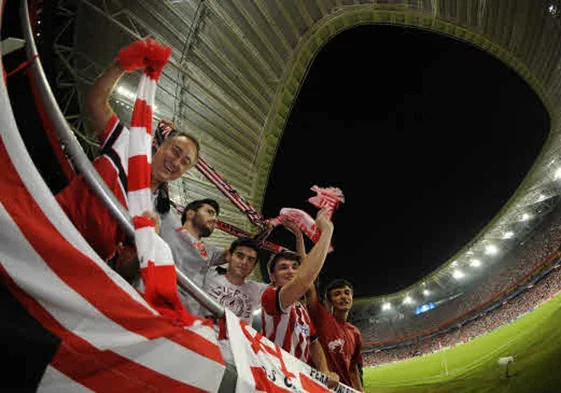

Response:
(56, 39), (199, 322)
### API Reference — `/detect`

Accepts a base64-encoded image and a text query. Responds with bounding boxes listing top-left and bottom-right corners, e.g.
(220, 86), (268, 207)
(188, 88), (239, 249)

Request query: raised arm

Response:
(279, 209), (333, 310)
(282, 218), (306, 259)
(86, 61), (124, 138)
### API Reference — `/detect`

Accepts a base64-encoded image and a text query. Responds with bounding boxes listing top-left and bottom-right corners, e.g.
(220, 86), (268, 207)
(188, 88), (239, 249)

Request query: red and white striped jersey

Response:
(261, 286), (317, 363)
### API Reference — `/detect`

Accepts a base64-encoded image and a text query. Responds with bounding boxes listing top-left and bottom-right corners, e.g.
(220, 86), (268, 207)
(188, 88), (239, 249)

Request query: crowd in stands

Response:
(357, 213), (561, 344)
(362, 263), (561, 366)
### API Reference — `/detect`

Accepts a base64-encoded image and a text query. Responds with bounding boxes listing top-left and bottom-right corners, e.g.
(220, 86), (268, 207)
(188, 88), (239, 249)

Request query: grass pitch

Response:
(363, 292), (561, 393)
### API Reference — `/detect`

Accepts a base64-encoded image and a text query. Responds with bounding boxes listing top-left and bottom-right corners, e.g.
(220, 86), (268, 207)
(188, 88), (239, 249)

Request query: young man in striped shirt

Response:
(261, 209), (339, 388)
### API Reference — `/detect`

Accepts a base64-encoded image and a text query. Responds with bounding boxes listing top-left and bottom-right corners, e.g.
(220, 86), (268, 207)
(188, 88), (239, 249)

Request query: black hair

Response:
(325, 278), (353, 301)
(229, 237), (260, 262)
(267, 251), (301, 278)
(181, 198), (220, 225)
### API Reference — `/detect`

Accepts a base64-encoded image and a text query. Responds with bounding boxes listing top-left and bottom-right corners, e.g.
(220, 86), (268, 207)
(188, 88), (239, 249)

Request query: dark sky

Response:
(261, 25), (549, 298)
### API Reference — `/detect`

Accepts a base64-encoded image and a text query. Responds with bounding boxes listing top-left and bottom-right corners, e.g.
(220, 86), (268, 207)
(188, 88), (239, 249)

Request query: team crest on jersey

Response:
(328, 338), (345, 353)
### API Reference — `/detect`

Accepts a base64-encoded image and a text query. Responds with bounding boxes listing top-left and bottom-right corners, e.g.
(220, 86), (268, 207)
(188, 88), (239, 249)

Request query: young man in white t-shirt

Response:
(198, 237), (267, 324)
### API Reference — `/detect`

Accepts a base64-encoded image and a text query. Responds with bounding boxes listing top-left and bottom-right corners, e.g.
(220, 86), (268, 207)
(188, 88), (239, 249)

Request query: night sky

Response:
(262, 25), (549, 298)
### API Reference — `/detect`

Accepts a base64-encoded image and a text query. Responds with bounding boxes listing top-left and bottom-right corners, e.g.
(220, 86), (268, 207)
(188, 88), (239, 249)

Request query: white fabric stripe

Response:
(106, 125), (130, 175)
(135, 227), (175, 268)
(0, 69), (152, 313)
(134, 76), (157, 104)
(275, 312), (290, 351)
(128, 127), (152, 163)
(37, 366), (94, 393)
(1, 206), (223, 390)
(114, 336), (224, 391)
(263, 313), (274, 338)
(291, 309), (301, 357)
(128, 190), (152, 218)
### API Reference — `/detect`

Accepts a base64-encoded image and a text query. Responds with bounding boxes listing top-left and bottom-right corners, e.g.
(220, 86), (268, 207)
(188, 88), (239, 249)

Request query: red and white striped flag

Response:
(0, 43), (225, 391)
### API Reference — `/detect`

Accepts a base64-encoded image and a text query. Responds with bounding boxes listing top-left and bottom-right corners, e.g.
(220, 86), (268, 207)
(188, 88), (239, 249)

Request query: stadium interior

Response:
(3, 1), (561, 392)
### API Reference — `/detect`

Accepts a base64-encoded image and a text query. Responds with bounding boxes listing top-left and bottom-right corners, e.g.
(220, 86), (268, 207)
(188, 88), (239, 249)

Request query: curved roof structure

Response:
(61, 0), (561, 332)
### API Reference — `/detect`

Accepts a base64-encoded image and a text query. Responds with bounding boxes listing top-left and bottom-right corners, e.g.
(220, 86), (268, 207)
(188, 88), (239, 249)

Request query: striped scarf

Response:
(126, 52), (195, 324)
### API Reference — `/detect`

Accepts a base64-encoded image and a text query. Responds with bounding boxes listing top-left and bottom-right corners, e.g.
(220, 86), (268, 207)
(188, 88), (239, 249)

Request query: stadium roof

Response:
(60, 0), (561, 307)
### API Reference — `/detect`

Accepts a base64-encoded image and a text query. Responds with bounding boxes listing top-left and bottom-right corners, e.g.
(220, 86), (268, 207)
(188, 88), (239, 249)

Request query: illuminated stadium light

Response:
(452, 270), (465, 279)
(466, 250), (474, 255)
(555, 167), (561, 179)
(116, 85), (136, 100)
(423, 289), (430, 296)
(549, 4), (558, 15)
(470, 259), (481, 267)
(381, 303), (392, 311)
(451, 260), (458, 267)
(537, 194), (546, 202)
(403, 296), (413, 305)
(503, 231), (514, 239)
(521, 213), (531, 221)
(485, 244), (498, 255)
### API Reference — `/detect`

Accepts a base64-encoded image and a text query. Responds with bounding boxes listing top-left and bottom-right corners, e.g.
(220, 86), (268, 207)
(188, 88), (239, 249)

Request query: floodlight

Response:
(503, 231), (514, 239)
(452, 270), (465, 279)
(423, 289), (430, 296)
(403, 296), (413, 305)
(451, 260), (458, 267)
(555, 167), (561, 179)
(485, 245), (498, 255)
(521, 213), (531, 221)
(470, 259), (481, 267)
(382, 303), (392, 311)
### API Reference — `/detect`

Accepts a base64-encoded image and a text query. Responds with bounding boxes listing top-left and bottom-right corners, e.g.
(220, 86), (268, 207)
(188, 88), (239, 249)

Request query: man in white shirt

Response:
(199, 237), (267, 324)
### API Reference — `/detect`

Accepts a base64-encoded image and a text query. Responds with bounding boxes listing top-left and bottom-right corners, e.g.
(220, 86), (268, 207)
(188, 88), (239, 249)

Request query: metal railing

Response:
(19, 0), (224, 319)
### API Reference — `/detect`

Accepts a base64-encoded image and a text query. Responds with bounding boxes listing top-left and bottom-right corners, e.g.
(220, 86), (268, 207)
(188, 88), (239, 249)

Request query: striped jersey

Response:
(56, 115), (129, 260)
(261, 286), (317, 363)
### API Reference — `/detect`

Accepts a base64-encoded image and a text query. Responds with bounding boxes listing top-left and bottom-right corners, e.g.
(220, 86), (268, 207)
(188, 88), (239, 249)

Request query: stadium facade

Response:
(51, 0), (561, 346)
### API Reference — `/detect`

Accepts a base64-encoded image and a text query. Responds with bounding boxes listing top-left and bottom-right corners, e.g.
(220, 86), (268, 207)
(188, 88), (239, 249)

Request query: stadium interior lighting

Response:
(453, 270), (465, 279)
(503, 231), (514, 239)
(521, 213), (531, 221)
(451, 260), (458, 267)
(382, 302), (392, 311)
(549, 4), (558, 15)
(470, 259), (481, 267)
(466, 250), (474, 255)
(116, 85), (136, 100)
(423, 289), (430, 296)
(485, 244), (498, 255)
(403, 296), (413, 305)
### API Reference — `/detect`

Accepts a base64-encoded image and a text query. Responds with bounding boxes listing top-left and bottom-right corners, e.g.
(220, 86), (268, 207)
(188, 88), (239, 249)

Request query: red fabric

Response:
(307, 302), (362, 388)
(261, 287), (316, 363)
(56, 117), (127, 261)
(117, 39), (171, 80)
(117, 40), (148, 72)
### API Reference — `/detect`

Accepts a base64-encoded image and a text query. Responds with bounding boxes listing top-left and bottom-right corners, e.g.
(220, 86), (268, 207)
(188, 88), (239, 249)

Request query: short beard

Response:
(193, 213), (213, 238)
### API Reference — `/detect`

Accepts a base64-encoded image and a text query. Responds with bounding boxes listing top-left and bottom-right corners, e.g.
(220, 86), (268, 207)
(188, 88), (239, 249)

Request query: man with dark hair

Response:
(307, 278), (363, 391)
(160, 198), (226, 313)
(261, 210), (339, 388)
(197, 237), (267, 324)
(56, 39), (199, 263)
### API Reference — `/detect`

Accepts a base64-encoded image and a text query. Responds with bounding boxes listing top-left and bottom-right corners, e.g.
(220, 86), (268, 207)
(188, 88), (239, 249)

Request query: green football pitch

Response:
(363, 292), (561, 393)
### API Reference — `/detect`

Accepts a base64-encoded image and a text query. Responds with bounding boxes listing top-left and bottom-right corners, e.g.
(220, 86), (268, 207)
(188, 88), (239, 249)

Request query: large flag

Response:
(0, 49), (224, 391)
(225, 309), (359, 393)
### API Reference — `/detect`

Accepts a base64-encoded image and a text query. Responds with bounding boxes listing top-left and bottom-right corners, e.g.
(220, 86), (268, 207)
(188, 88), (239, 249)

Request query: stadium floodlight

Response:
(485, 245), (498, 255)
(452, 270), (465, 279)
(503, 231), (514, 239)
(423, 289), (430, 296)
(555, 168), (561, 180)
(466, 250), (474, 255)
(382, 302), (392, 311)
(403, 296), (413, 305)
(470, 259), (481, 267)
(451, 260), (458, 267)
(116, 85), (136, 100)
(521, 213), (531, 221)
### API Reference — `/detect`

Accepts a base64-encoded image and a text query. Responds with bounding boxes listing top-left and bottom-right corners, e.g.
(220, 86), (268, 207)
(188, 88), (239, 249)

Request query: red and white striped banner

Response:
(0, 44), (224, 391)
(225, 309), (359, 393)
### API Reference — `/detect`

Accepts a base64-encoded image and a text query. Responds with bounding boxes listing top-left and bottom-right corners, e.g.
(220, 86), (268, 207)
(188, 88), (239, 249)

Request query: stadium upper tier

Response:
(59, 1), (561, 329)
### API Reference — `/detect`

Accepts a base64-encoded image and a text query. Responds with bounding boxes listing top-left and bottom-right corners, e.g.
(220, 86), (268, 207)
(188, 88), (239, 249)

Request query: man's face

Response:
(191, 203), (218, 237)
(227, 246), (258, 281)
(328, 286), (353, 312)
(152, 136), (197, 185)
(271, 258), (299, 287)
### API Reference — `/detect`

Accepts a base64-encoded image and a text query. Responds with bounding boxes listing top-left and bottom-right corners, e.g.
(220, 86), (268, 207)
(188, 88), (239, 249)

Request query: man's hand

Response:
(324, 371), (340, 389)
(141, 210), (161, 234)
(315, 208), (334, 235)
(282, 217), (302, 235)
